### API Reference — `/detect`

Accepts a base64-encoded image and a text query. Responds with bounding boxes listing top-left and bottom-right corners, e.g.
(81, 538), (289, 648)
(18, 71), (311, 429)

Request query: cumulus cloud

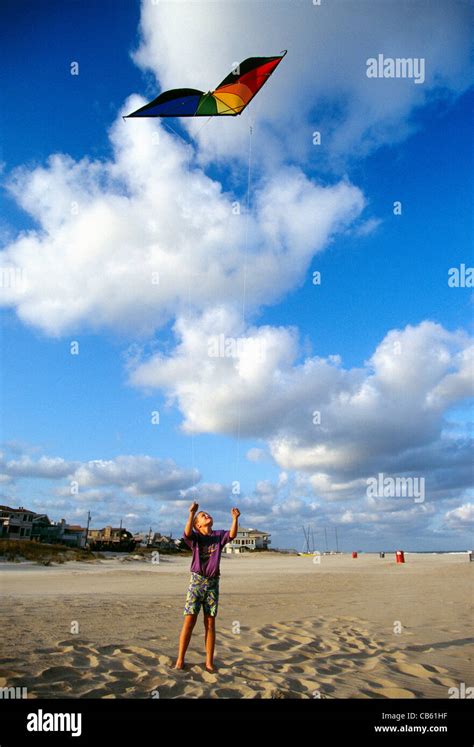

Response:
(71, 455), (200, 497)
(130, 314), (473, 496)
(0, 452), (200, 499)
(133, 0), (473, 167)
(0, 454), (78, 479)
(443, 503), (474, 529)
(3, 0), (470, 342)
(179, 482), (232, 509)
(0, 109), (364, 336)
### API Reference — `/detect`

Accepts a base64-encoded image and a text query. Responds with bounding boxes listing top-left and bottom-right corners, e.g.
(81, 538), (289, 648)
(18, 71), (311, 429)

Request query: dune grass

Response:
(0, 539), (103, 564)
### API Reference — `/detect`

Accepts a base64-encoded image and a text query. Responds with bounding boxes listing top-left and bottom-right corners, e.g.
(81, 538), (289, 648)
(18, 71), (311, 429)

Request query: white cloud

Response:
(443, 503), (474, 529)
(0, 452), (200, 499)
(130, 315), (473, 493)
(72, 455), (200, 497)
(0, 109), (364, 336)
(179, 482), (231, 509)
(0, 455), (78, 479)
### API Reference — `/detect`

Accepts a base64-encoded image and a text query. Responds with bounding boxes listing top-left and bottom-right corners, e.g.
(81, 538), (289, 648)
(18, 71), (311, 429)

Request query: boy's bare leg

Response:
(203, 613), (216, 671)
(175, 614), (197, 669)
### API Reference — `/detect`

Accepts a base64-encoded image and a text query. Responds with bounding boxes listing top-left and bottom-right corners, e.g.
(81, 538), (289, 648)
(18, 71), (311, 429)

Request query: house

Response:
(0, 505), (38, 540)
(56, 521), (87, 548)
(132, 532), (176, 549)
(31, 516), (87, 548)
(87, 525), (137, 551)
(148, 533), (177, 550)
(224, 527), (271, 553)
(132, 532), (149, 547)
(154, 534), (175, 549)
(0, 506), (87, 548)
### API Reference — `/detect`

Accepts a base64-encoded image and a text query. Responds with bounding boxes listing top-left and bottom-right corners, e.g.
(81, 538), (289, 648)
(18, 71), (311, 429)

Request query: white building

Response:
(225, 527), (271, 553)
(0, 505), (39, 540)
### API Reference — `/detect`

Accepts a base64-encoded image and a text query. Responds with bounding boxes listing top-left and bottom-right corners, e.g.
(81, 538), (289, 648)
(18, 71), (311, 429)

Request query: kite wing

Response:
(125, 52), (286, 118)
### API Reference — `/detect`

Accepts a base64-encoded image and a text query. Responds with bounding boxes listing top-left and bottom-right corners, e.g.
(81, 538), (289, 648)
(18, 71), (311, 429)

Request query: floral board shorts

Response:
(183, 572), (220, 617)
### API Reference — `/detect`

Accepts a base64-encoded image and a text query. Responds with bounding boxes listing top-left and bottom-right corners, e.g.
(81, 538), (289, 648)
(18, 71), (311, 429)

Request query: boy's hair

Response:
(193, 511), (211, 531)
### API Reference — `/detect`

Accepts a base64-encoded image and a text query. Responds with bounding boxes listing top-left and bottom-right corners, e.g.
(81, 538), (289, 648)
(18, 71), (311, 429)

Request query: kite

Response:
(124, 51), (287, 119)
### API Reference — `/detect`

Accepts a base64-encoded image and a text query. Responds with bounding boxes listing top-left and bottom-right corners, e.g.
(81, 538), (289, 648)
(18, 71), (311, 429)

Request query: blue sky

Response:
(1, 0), (473, 551)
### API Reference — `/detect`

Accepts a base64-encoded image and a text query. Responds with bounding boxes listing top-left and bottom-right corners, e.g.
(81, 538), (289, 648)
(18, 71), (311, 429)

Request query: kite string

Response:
(185, 262), (196, 479)
(176, 116), (213, 484)
(160, 120), (189, 146)
(242, 118), (253, 325)
(235, 116), (253, 481)
(192, 115), (213, 137)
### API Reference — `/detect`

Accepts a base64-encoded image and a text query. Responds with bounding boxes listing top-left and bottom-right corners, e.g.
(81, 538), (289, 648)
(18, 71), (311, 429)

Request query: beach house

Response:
(31, 516), (87, 547)
(0, 505), (38, 540)
(87, 525), (137, 551)
(224, 527), (271, 553)
(0, 505), (87, 547)
(132, 531), (177, 549)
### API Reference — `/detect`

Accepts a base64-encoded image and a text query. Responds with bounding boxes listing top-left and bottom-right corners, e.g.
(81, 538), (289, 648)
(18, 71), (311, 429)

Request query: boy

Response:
(175, 501), (240, 672)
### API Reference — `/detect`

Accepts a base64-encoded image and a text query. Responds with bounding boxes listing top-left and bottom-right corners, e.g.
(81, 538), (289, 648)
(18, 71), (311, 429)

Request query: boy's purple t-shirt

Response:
(182, 529), (231, 578)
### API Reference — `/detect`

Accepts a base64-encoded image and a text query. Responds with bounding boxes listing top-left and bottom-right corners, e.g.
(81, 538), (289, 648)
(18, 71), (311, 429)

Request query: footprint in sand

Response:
(378, 686), (417, 698)
(39, 666), (78, 681)
(359, 654), (382, 671)
(392, 662), (428, 677)
(201, 670), (218, 683)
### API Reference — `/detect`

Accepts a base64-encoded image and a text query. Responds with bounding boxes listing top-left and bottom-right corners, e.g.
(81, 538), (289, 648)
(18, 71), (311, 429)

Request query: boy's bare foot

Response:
(174, 660), (186, 670)
(205, 663), (215, 673)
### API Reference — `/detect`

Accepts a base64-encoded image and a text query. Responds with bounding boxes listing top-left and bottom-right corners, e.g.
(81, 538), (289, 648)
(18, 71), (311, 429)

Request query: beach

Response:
(1, 552), (472, 699)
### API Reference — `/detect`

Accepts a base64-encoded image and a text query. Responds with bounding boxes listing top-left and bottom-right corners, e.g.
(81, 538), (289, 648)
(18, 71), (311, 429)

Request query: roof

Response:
(0, 504), (37, 514)
(238, 527), (270, 536)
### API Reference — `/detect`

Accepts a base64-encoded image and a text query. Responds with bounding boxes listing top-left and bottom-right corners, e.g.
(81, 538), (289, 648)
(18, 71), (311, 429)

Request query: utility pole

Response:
(335, 527), (339, 553)
(85, 511), (91, 548)
(324, 527), (328, 553)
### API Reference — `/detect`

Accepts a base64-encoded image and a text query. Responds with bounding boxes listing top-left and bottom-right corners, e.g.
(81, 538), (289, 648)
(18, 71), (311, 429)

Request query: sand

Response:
(1, 552), (472, 698)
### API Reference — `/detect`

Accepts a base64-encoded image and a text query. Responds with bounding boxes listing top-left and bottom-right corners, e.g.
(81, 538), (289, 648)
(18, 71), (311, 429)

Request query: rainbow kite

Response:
(125, 52), (287, 118)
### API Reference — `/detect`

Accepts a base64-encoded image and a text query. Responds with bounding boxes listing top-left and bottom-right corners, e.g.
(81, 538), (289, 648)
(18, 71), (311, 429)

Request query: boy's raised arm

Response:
(229, 507), (240, 540)
(184, 501), (199, 538)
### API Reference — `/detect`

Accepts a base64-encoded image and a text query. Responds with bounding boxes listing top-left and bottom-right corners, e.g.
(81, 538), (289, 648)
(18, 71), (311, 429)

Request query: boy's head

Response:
(193, 510), (213, 533)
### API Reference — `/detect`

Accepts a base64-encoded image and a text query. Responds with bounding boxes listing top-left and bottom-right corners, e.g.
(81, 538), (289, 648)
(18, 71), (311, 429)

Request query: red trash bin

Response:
(352, 551), (358, 558)
(396, 550), (405, 563)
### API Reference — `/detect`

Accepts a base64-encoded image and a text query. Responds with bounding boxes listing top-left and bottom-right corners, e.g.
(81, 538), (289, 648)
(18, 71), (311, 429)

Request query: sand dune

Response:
(1, 553), (472, 698)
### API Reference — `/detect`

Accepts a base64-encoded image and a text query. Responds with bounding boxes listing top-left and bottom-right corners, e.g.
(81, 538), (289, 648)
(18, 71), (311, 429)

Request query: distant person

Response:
(175, 502), (240, 672)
